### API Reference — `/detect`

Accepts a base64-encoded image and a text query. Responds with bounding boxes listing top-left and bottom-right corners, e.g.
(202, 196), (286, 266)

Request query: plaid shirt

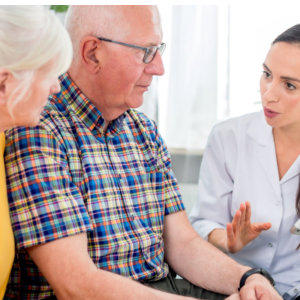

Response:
(4, 73), (184, 299)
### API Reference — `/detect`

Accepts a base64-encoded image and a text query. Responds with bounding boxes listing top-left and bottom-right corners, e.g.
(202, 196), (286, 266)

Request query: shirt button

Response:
(267, 242), (274, 248)
(293, 288), (298, 294)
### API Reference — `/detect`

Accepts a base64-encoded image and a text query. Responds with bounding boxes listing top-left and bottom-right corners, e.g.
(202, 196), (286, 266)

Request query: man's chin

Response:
(126, 97), (144, 109)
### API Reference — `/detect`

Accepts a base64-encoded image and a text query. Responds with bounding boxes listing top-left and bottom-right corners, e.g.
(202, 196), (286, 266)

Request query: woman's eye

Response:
(262, 70), (271, 78)
(286, 82), (296, 90)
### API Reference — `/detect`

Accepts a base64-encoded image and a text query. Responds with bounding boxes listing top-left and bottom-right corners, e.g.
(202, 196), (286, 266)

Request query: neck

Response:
(273, 125), (300, 147)
(68, 69), (126, 125)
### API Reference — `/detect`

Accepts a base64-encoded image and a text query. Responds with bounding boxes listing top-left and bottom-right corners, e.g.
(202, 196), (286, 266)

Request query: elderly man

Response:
(4, 5), (280, 300)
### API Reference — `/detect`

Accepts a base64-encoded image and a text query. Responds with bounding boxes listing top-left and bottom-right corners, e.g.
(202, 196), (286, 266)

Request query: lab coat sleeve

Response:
(189, 122), (237, 240)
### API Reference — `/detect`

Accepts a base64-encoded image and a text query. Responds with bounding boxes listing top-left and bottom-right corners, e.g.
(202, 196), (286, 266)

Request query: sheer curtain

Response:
(228, 3), (300, 117)
(138, 4), (300, 208)
(158, 5), (225, 150)
(140, 3), (300, 152)
(141, 5), (230, 151)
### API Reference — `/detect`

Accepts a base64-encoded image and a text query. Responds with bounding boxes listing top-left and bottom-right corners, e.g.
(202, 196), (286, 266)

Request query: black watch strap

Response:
(238, 268), (275, 291)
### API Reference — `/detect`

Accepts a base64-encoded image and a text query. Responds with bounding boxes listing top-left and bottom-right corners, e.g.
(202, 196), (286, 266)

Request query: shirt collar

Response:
(58, 73), (127, 135)
(246, 110), (273, 147)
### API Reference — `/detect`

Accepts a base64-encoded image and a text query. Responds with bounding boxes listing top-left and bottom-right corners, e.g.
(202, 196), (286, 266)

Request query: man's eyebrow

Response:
(263, 63), (300, 83)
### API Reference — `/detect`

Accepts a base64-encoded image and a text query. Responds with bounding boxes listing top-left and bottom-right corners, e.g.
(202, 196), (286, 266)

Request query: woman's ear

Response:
(80, 37), (102, 73)
(0, 69), (13, 104)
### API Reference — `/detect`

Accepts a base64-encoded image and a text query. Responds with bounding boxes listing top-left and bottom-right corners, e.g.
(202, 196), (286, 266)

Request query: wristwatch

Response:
(238, 268), (275, 291)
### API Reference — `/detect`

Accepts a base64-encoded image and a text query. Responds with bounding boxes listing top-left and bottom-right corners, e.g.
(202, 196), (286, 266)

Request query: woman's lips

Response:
(264, 107), (279, 118)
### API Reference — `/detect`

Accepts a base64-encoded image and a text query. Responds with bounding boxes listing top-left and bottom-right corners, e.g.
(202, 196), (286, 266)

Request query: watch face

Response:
(290, 219), (300, 235)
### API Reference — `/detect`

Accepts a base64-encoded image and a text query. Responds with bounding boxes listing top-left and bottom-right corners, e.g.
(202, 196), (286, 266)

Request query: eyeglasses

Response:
(97, 37), (166, 64)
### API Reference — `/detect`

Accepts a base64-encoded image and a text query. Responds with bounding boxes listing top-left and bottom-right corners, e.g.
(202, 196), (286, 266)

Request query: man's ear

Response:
(0, 69), (13, 104)
(80, 37), (102, 73)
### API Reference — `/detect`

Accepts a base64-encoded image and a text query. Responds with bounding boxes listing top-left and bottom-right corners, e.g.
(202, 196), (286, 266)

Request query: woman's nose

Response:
(261, 82), (279, 104)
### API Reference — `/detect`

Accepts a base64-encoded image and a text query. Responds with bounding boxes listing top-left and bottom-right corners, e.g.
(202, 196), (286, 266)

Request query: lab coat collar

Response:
(246, 111), (272, 147)
(246, 111), (300, 186)
(246, 111), (281, 197)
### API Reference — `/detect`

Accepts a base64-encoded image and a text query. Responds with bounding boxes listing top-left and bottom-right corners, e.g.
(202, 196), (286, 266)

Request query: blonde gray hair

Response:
(65, 5), (129, 67)
(0, 5), (73, 111)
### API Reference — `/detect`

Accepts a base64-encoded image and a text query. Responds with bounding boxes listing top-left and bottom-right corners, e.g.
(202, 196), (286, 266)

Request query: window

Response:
(140, 3), (300, 152)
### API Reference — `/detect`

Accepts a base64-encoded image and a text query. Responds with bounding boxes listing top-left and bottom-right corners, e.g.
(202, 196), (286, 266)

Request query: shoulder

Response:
(213, 111), (262, 132)
(35, 92), (76, 140)
(5, 94), (71, 154)
(210, 111), (263, 140)
(204, 111), (265, 158)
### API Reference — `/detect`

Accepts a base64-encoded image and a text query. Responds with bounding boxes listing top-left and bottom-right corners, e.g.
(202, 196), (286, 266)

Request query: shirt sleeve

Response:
(189, 122), (236, 239)
(4, 125), (93, 249)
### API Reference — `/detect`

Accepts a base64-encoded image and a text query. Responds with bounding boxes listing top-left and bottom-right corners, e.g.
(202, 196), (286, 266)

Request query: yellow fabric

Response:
(0, 132), (14, 299)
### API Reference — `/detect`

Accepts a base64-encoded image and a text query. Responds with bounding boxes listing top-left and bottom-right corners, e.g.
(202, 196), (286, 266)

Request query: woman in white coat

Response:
(0, 6), (72, 299)
(190, 24), (300, 300)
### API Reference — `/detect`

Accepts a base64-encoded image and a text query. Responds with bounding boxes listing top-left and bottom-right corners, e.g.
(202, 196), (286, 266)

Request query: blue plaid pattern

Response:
(4, 73), (184, 299)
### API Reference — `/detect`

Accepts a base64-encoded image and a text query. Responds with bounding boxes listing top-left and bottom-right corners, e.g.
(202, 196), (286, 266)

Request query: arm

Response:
(164, 210), (247, 295)
(28, 232), (196, 300)
(163, 210), (281, 299)
(209, 202), (271, 253)
(190, 120), (271, 252)
(189, 123), (236, 240)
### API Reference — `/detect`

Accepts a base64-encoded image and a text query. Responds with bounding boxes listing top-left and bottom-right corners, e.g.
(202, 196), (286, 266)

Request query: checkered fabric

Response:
(4, 73), (184, 299)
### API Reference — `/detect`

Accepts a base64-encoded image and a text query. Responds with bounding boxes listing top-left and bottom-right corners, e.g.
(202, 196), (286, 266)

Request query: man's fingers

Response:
(240, 285), (257, 300)
(226, 293), (241, 300)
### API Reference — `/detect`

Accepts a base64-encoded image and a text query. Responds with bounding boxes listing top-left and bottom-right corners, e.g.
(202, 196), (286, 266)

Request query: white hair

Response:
(65, 5), (131, 68)
(0, 5), (73, 112)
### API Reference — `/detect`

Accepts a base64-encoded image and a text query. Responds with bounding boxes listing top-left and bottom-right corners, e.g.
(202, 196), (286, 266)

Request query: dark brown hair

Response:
(297, 178), (300, 217)
(273, 24), (300, 217)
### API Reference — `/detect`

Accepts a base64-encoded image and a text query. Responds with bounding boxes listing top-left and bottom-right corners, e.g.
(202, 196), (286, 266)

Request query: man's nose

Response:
(145, 52), (165, 76)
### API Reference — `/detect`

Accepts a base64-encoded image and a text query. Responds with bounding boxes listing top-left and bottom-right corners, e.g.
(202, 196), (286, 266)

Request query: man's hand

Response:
(226, 293), (241, 300)
(239, 274), (282, 300)
(226, 202), (272, 253)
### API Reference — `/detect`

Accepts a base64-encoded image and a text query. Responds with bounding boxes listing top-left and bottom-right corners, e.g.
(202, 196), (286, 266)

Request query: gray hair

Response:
(65, 5), (133, 67)
(0, 5), (73, 111)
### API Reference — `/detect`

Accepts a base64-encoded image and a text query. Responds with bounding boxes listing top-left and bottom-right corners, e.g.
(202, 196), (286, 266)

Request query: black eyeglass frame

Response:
(97, 37), (166, 64)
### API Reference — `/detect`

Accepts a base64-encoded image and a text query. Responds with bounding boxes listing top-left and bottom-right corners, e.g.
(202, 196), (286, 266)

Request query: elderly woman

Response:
(190, 24), (300, 300)
(0, 6), (72, 299)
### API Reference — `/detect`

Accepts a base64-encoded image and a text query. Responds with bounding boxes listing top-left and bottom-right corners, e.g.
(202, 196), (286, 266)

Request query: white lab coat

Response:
(189, 111), (300, 297)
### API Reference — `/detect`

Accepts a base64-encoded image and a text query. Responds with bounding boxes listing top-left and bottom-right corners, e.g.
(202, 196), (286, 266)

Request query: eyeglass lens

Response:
(144, 44), (166, 64)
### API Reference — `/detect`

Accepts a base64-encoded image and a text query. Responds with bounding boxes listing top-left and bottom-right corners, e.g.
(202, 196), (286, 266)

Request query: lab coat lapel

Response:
(281, 154), (300, 184)
(246, 113), (281, 200)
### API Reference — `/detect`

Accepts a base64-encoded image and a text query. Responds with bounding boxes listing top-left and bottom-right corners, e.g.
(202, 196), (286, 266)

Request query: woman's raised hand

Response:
(226, 202), (272, 253)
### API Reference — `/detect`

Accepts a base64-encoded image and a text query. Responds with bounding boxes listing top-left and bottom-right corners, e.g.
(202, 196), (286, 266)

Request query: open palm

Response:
(226, 202), (272, 253)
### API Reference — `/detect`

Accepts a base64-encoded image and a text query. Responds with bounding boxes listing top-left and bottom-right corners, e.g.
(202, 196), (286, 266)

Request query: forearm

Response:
(28, 233), (194, 300)
(166, 235), (249, 296)
(208, 228), (228, 252)
(56, 267), (194, 300)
